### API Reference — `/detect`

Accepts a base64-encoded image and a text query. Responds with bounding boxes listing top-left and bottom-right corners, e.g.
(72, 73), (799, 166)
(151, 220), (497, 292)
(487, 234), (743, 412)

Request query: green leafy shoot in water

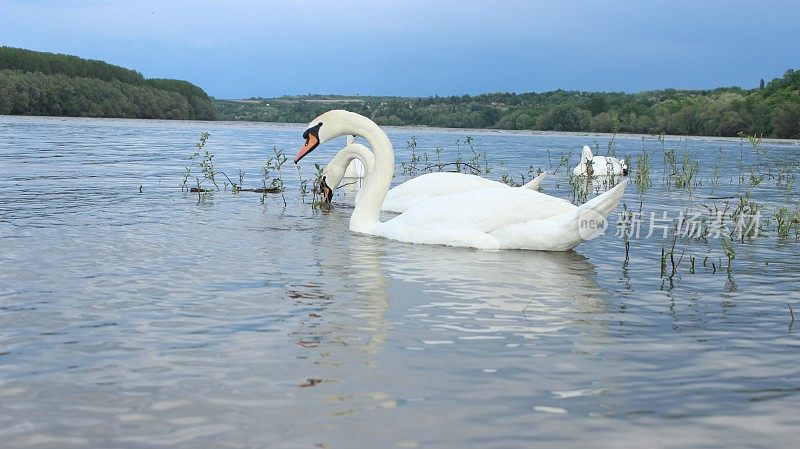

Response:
(775, 207), (800, 239)
(182, 131), (211, 192)
(633, 148), (653, 194)
(721, 237), (735, 273)
(262, 146), (288, 206)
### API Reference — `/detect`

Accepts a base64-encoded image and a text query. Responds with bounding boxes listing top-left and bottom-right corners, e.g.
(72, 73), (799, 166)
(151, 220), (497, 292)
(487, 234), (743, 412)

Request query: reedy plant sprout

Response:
(262, 146), (288, 206)
(454, 138), (463, 173)
(711, 148), (722, 194)
(180, 131), (220, 203)
(633, 148), (653, 194)
(297, 165), (310, 204)
(415, 136), (484, 174)
(674, 149), (700, 191)
(181, 131), (212, 192)
(400, 136), (420, 175)
(721, 237), (736, 273)
(774, 207), (800, 240)
(312, 163), (326, 207)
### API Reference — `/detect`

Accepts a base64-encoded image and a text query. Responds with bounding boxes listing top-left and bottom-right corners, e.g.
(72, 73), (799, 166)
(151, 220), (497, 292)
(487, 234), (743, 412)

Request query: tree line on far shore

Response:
(2, 46), (798, 139)
(0, 46), (216, 120)
(216, 70), (800, 139)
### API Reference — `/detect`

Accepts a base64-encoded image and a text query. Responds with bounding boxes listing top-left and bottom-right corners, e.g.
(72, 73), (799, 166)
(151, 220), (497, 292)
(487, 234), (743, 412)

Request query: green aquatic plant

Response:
(674, 150), (699, 191)
(775, 207), (800, 239)
(500, 173), (520, 187)
(521, 165), (543, 189)
(567, 173), (589, 204)
(746, 133), (765, 157)
(181, 131), (213, 192)
(434, 146), (443, 171)
(297, 165), (310, 203)
(400, 136), (420, 175)
(453, 138), (464, 173)
(749, 172), (764, 187)
(551, 150), (573, 176)
(462, 136), (492, 175)
(262, 146), (288, 206)
(721, 237), (735, 273)
(633, 148), (652, 194)
(312, 163), (326, 207)
(731, 191), (761, 241)
(236, 169), (245, 193)
(711, 148), (722, 193)
(663, 148), (677, 186)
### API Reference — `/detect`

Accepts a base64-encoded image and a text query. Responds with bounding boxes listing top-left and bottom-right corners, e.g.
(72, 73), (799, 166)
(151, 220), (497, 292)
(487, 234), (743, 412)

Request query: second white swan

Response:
(573, 145), (628, 177)
(323, 142), (546, 213)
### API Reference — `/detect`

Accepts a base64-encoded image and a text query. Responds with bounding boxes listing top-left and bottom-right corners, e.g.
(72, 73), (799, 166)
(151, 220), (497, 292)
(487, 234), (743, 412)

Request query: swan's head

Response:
(621, 159), (629, 176)
(295, 110), (365, 164)
(318, 175), (333, 203)
(581, 145), (593, 161)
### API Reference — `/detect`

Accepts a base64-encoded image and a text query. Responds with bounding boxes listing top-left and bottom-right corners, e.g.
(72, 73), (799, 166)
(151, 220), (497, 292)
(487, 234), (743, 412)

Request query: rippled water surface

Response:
(1, 116), (799, 448)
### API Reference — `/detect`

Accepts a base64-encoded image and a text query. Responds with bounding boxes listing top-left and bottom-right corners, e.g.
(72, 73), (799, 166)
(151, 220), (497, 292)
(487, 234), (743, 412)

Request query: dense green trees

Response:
(216, 70), (800, 138)
(0, 46), (216, 120)
(3, 46), (798, 138)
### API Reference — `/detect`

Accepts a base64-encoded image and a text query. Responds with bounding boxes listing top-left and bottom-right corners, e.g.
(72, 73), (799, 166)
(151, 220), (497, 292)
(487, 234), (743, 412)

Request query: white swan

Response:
(573, 145), (628, 177)
(323, 143), (546, 213)
(295, 110), (628, 251)
(341, 135), (365, 179)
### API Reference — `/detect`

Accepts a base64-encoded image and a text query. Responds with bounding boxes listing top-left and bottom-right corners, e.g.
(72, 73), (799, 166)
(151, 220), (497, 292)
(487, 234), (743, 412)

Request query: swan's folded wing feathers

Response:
(384, 172), (516, 212)
(387, 188), (576, 234)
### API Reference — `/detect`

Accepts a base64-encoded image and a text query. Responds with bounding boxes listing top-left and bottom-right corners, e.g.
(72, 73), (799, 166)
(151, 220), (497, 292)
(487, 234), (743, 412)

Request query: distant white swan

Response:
(295, 110), (628, 251)
(573, 145), (628, 177)
(323, 143), (546, 213)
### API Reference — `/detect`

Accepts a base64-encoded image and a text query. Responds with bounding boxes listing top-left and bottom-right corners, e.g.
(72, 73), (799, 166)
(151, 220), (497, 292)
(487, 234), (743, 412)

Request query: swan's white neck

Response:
(326, 143), (375, 185)
(580, 146), (593, 170)
(342, 145), (375, 175)
(331, 114), (394, 233)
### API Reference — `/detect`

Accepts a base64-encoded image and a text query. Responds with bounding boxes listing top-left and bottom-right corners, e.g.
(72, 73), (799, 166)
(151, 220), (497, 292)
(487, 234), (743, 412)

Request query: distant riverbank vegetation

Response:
(216, 69), (800, 139)
(0, 47), (215, 120)
(1, 46), (797, 138)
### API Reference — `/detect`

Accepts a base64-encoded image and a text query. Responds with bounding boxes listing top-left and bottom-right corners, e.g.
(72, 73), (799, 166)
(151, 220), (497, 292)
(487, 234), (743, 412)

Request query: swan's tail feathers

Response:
(577, 178), (629, 219)
(521, 171), (546, 190)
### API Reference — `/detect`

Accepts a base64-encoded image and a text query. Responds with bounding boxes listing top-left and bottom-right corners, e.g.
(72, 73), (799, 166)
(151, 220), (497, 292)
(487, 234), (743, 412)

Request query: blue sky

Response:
(1, 0), (798, 99)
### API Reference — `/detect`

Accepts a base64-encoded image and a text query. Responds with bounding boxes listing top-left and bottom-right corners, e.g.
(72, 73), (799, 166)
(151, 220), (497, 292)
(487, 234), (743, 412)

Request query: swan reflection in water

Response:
(285, 221), (615, 436)
(301, 215), (609, 353)
(380, 241), (609, 340)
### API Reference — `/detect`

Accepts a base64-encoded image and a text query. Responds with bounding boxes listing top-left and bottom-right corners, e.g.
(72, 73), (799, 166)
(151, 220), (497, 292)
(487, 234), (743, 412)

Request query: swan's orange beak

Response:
(294, 122), (322, 164)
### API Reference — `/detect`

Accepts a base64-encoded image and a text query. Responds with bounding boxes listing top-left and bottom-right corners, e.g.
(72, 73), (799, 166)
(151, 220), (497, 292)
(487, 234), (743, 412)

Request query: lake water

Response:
(1, 115), (799, 448)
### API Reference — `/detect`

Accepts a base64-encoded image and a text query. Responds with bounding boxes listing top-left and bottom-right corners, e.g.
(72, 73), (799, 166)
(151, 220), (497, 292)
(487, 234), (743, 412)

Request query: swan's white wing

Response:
(520, 171), (546, 190)
(380, 188), (576, 249)
(383, 172), (513, 213)
(491, 179), (629, 250)
(380, 180), (628, 250)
